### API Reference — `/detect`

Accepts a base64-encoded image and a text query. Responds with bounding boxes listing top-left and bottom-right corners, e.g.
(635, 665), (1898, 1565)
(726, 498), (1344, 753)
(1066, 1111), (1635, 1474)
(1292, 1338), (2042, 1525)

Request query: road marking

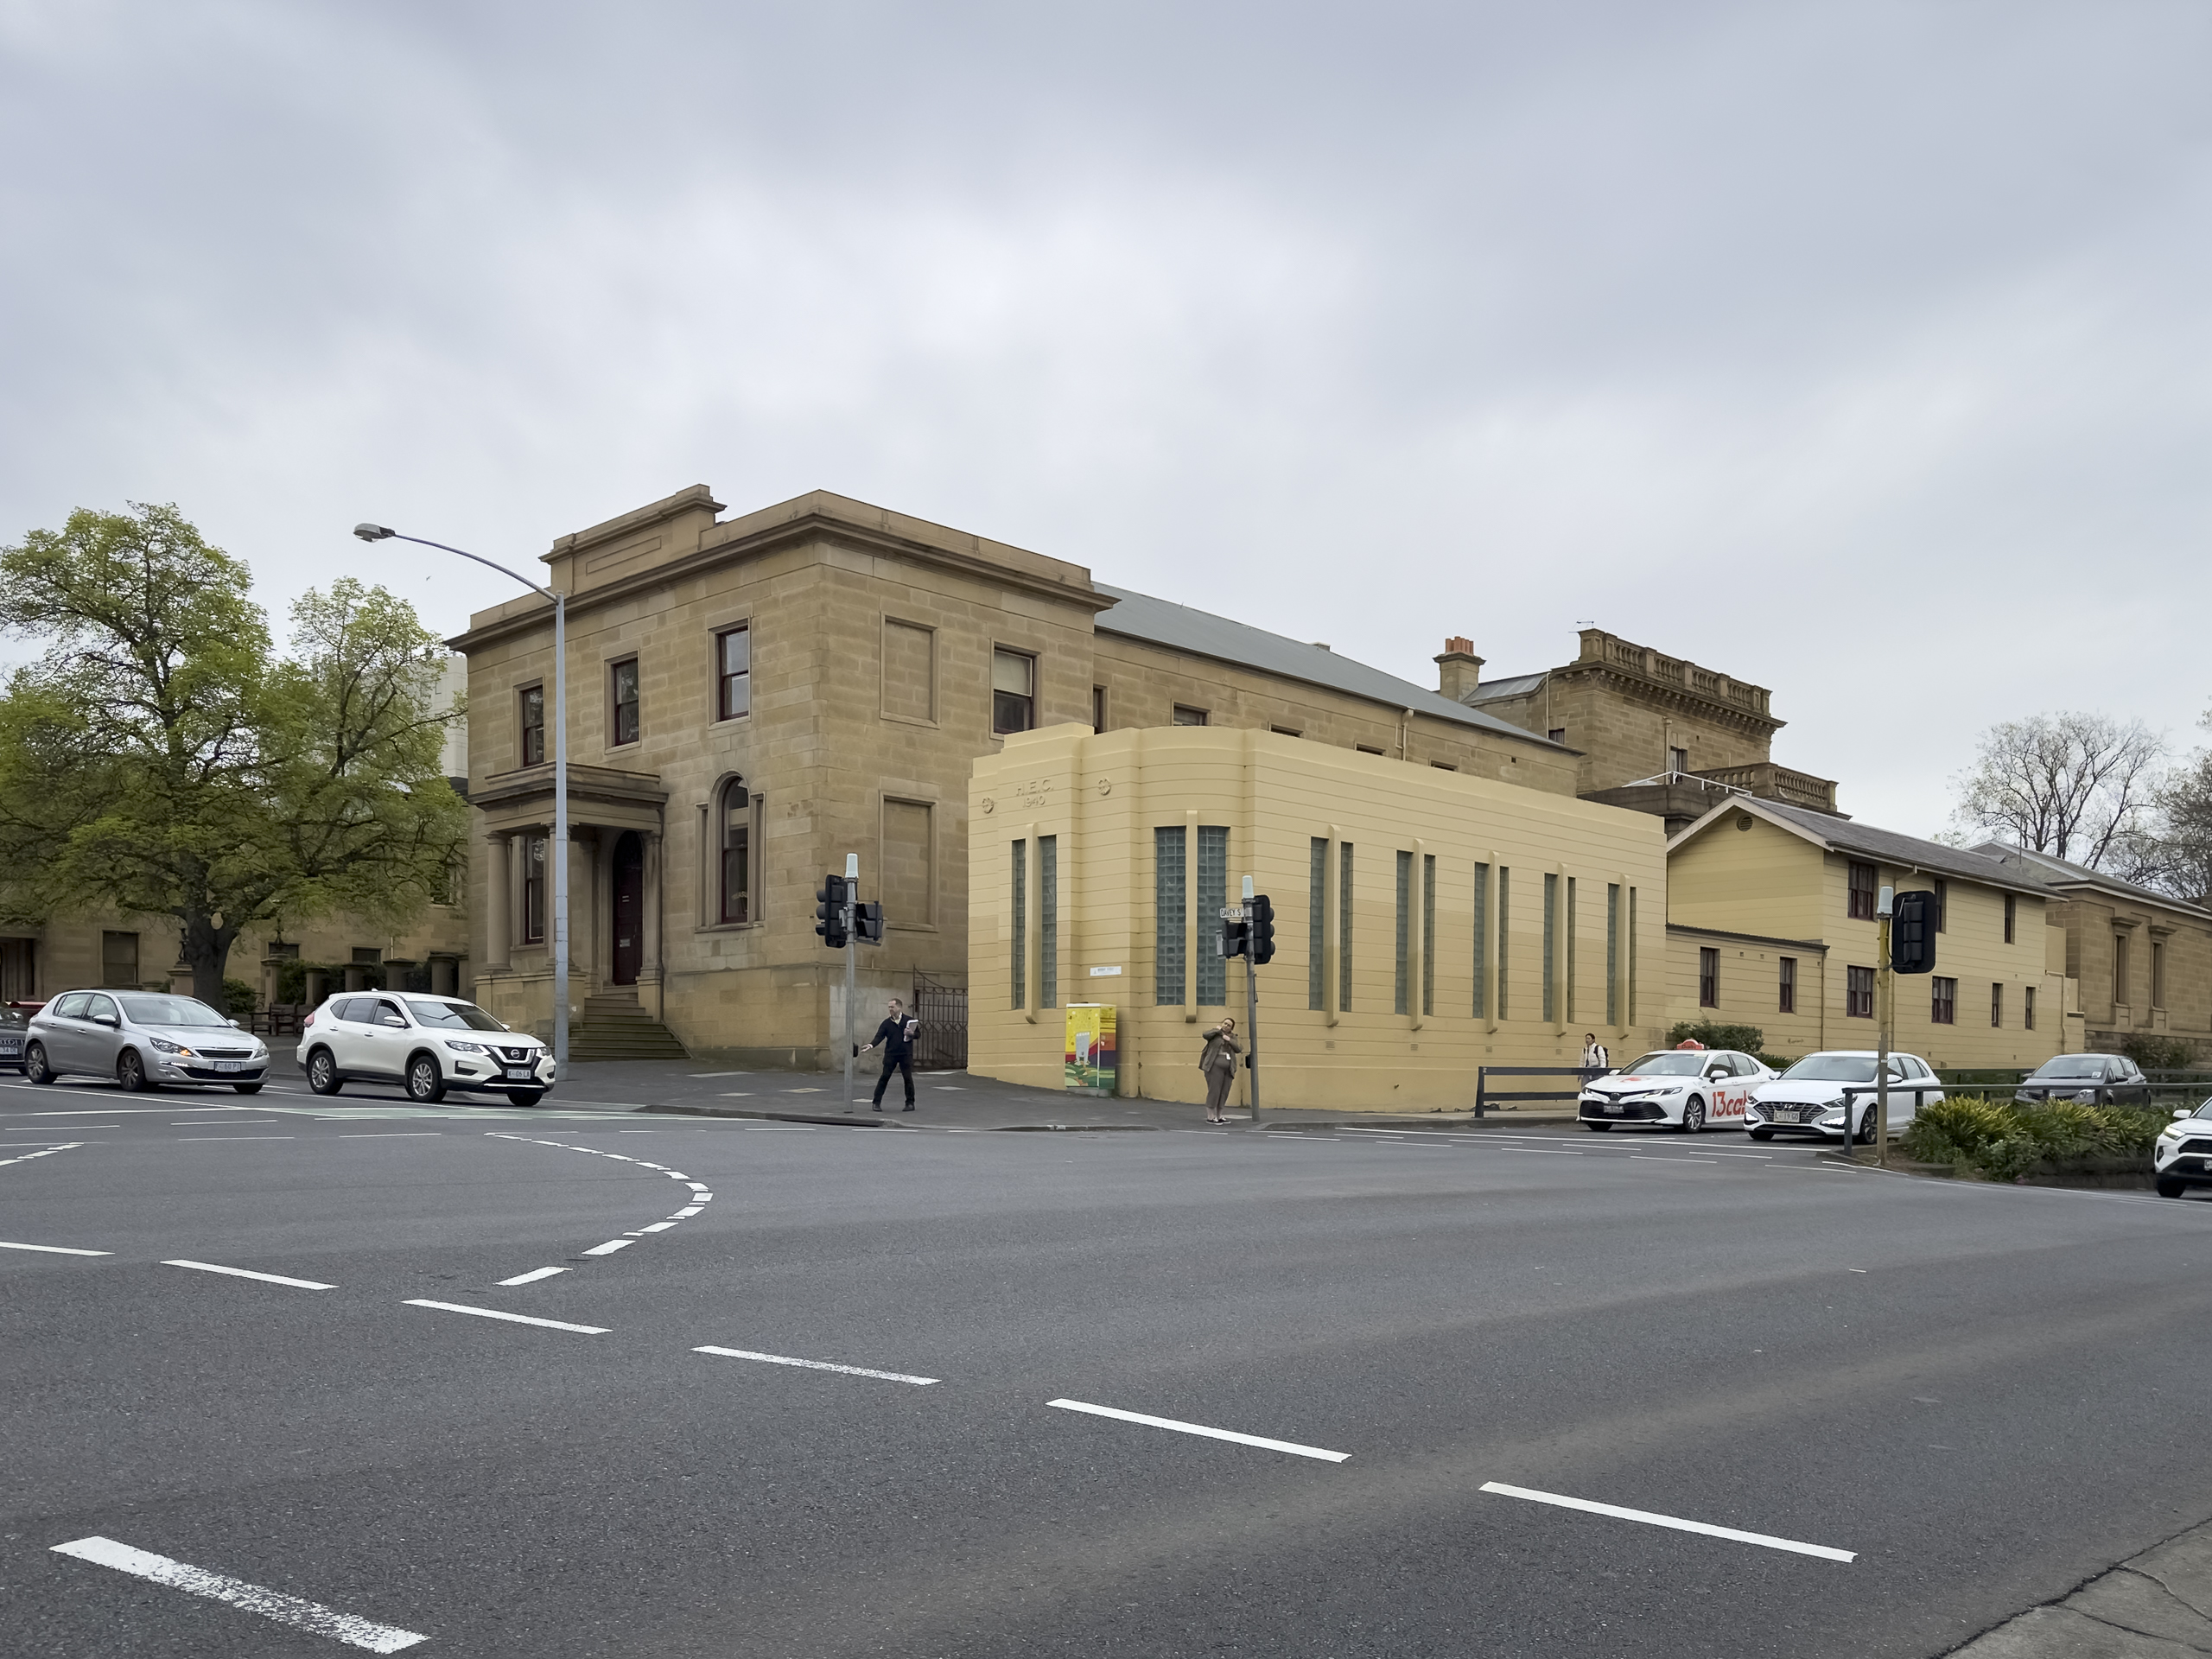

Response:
(50, 1535), (427, 1651)
(1, 1240), (111, 1255)
(497, 1267), (568, 1286)
(403, 1299), (608, 1333)
(339, 1132), (442, 1138)
(695, 1345), (938, 1384)
(633, 1221), (677, 1232)
(717, 1091), (753, 1097)
(1046, 1398), (1348, 1462)
(0, 1141), (85, 1166)
(10, 1123), (118, 1129)
(1478, 1482), (1854, 1561)
(1630, 1155), (1718, 1164)
(671, 1205), (702, 1217)
(580, 1238), (633, 1255)
(163, 1260), (335, 1290)
(175, 1135), (295, 1141)
(689, 1071), (751, 1077)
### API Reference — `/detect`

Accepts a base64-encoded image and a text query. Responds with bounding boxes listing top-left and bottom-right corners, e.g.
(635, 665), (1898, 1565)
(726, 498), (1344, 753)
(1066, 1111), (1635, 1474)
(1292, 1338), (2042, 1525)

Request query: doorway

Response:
(612, 831), (644, 986)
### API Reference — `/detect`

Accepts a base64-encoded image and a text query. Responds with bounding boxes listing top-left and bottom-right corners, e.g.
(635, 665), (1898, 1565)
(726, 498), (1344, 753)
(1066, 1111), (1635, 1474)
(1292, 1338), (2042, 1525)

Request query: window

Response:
(1172, 705), (1209, 727)
(1308, 839), (1327, 1011)
(1548, 728), (1567, 745)
(1339, 843), (1355, 1012)
(610, 658), (640, 746)
(2113, 932), (2131, 1006)
(992, 648), (1034, 734)
(2004, 893), (2016, 944)
(2024, 985), (2037, 1030)
(1847, 860), (1877, 920)
(522, 836), (547, 944)
(718, 779), (752, 924)
(1154, 828), (1185, 1006)
(1473, 863), (1491, 1019)
(716, 625), (752, 721)
(1699, 946), (1719, 1008)
(2153, 939), (2168, 1009)
(881, 798), (932, 929)
(1196, 826), (1229, 1006)
(1931, 976), (1957, 1025)
(1847, 964), (1874, 1019)
(1932, 879), (1948, 933)
(1039, 836), (1058, 1009)
(1605, 883), (1619, 1027)
(1991, 982), (2005, 1027)
(1565, 877), (1577, 1024)
(519, 684), (545, 766)
(1542, 874), (1559, 1024)
(1669, 746), (1688, 773)
(1355, 744), (1386, 755)
(1092, 686), (1107, 731)
(1271, 725), (1302, 738)
(1778, 956), (1796, 1014)
(100, 931), (139, 989)
(1627, 887), (1638, 1023)
(1012, 840), (1026, 1009)
(1423, 855), (1437, 1018)
(1431, 762), (1457, 772)
(1497, 867), (1511, 1020)
(1395, 851), (1412, 1015)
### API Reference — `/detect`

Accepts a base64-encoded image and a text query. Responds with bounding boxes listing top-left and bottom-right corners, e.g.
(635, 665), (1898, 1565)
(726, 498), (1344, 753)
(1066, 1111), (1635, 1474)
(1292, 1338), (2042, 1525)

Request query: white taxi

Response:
(1578, 1049), (1776, 1134)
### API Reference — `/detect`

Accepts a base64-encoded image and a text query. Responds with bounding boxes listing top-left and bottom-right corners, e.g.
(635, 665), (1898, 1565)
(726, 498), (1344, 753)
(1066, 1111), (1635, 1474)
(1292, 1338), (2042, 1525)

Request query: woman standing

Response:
(1199, 1015), (1241, 1123)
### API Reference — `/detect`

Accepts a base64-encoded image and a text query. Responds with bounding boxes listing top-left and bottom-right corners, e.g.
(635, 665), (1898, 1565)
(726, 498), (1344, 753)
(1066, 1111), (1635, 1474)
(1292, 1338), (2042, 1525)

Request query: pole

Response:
(1243, 874), (1260, 1126)
(1875, 898), (1892, 1168)
(551, 594), (569, 1080)
(844, 852), (858, 1114)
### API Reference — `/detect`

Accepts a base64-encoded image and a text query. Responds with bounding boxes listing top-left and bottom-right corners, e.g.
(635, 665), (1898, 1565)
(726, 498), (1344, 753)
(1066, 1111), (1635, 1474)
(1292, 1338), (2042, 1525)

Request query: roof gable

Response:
(1671, 798), (2051, 898)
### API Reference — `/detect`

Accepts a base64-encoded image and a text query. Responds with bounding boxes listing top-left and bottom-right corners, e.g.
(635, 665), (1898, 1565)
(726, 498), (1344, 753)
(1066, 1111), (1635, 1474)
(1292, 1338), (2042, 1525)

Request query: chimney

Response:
(1435, 636), (1484, 703)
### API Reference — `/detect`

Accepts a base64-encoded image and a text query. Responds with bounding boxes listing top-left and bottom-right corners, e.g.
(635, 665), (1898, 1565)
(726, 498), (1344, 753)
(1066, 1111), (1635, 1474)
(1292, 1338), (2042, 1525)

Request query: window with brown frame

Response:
(2003, 893), (2016, 944)
(1699, 947), (1719, 1008)
(610, 658), (640, 747)
(518, 684), (545, 766)
(718, 778), (751, 925)
(1091, 685), (1107, 731)
(1669, 746), (1688, 774)
(1548, 728), (1567, 744)
(1847, 861), (1877, 920)
(2024, 985), (2037, 1030)
(715, 625), (751, 721)
(1991, 982), (2004, 1027)
(1847, 964), (1874, 1019)
(522, 836), (547, 944)
(1933, 878), (1948, 933)
(992, 648), (1034, 734)
(1172, 704), (1209, 727)
(1778, 956), (1796, 1014)
(1931, 976), (1957, 1025)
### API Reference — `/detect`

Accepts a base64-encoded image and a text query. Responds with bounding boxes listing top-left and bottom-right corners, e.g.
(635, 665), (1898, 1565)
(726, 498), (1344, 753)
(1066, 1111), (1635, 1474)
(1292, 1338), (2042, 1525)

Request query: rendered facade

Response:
(965, 723), (1669, 1109)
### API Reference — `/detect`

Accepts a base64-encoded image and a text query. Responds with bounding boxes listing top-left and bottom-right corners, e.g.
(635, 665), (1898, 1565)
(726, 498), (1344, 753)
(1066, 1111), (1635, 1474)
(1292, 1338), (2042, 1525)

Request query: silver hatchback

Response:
(25, 989), (270, 1094)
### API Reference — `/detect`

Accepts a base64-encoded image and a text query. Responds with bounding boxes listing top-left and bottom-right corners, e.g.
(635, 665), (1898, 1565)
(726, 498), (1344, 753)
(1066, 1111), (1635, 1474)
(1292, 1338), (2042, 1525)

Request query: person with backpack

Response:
(1199, 1015), (1241, 1123)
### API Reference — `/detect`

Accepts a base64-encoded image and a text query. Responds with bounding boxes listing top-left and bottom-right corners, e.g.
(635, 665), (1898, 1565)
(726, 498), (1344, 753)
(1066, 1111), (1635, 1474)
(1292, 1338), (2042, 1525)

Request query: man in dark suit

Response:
(860, 996), (919, 1112)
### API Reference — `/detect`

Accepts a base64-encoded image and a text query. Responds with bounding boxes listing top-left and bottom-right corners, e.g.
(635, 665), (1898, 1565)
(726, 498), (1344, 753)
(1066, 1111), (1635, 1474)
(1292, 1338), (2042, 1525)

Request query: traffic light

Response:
(1219, 917), (1248, 958)
(854, 901), (885, 944)
(1891, 889), (1936, 975)
(1249, 893), (1275, 965)
(815, 874), (849, 948)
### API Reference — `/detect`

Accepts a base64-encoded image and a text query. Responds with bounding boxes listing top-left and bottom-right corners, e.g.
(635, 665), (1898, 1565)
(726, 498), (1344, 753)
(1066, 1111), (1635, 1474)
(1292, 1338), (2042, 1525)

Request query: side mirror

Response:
(97, 1015), (118, 1028)
(226, 1019), (242, 1028)
(2175, 1109), (2191, 1121)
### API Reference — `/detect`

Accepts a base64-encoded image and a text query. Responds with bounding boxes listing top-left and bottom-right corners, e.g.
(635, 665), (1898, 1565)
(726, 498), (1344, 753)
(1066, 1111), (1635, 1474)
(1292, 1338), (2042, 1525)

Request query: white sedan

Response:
(1746, 1051), (1942, 1143)
(1578, 1050), (1777, 1134)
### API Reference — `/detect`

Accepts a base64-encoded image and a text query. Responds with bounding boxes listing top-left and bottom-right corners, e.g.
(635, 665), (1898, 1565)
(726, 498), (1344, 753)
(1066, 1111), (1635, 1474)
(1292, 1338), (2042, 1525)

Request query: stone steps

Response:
(568, 992), (690, 1061)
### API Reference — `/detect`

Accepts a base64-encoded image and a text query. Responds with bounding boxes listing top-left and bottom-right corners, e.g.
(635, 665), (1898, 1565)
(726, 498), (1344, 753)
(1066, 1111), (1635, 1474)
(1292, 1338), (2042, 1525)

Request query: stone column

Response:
(640, 830), (663, 983)
(571, 829), (599, 988)
(484, 833), (512, 971)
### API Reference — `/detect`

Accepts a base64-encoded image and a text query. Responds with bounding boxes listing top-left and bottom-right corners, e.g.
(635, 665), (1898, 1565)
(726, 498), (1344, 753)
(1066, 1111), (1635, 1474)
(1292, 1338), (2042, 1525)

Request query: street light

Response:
(353, 524), (569, 1078)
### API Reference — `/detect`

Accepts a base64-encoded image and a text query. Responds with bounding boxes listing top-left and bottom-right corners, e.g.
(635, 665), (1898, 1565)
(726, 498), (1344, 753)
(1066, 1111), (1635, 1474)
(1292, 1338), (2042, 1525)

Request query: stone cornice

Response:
(1558, 660), (1784, 737)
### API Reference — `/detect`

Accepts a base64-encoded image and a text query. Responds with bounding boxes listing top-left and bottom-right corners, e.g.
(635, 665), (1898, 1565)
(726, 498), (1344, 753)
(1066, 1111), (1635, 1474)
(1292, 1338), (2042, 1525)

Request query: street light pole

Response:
(353, 524), (569, 1078)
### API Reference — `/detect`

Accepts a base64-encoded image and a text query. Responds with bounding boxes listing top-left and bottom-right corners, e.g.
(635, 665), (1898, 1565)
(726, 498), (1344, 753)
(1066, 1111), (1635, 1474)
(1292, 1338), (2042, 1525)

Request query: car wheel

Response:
(1855, 1104), (1877, 1145)
(24, 1043), (55, 1084)
(306, 1047), (344, 1096)
(1583, 1119), (1613, 1131)
(505, 1090), (543, 1108)
(117, 1049), (154, 1093)
(1681, 1097), (1706, 1135)
(2157, 1176), (2189, 1199)
(232, 1082), (264, 1095)
(406, 1055), (446, 1104)
(1749, 1128), (1773, 1142)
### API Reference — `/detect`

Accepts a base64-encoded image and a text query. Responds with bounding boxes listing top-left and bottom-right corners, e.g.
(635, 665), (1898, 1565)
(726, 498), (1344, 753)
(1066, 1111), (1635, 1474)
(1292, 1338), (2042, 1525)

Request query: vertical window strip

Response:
(1422, 855), (1436, 1018)
(1605, 884), (1620, 1027)
(1196, 825), (1229, 1006)
(1541, 874), (1558, 1025)
(1154, 828), (1185, 1006)
(1627, 886), (1637, 1024)
(1011, 841), (1027, 1010)
(1497, 868), (1511, 1020)
(1039, 836), (1058, 1009)
(1394, 851), (1412, 1015)
(1471, 862), (1490, 1019)
(1338, 843), (1355, 1012)
(1308, 838), (1326, 1011)
(1565, 877), (1577, 1025)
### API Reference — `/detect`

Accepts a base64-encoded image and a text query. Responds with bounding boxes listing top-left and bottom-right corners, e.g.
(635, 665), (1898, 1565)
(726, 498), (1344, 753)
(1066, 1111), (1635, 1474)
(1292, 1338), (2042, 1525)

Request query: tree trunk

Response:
(181, 914), (238, 1012)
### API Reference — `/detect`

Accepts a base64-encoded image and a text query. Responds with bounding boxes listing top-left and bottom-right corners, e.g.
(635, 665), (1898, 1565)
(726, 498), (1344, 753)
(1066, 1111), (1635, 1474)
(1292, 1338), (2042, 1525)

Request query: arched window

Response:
(719, 778), (751, 925)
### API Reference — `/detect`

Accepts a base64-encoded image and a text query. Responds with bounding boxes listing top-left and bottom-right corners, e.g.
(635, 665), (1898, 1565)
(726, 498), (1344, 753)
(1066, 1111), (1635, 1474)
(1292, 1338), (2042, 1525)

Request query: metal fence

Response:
(911, 974), (967, 1071)
(1474, 1065), (1605, 1119)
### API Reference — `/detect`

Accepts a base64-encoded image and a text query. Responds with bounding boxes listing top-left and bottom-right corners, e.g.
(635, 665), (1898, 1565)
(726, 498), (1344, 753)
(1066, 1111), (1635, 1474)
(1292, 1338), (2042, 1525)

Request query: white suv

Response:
(296, 994), (553, 1106)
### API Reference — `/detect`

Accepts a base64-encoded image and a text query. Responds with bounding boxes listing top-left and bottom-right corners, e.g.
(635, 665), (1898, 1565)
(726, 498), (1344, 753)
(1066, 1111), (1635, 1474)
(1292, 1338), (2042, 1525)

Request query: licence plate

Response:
(504, 1066), (534, 1079)
(1772, 1107), (1800, 1123)
(1602, 1103), (1624, 1116)
(0, 1042), (18, 1055)
(214, 1060), (243, 1073)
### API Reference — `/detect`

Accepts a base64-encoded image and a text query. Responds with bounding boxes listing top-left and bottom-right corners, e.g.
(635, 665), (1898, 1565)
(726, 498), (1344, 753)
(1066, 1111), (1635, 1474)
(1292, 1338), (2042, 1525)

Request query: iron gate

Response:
(911, 972), (968, 1071)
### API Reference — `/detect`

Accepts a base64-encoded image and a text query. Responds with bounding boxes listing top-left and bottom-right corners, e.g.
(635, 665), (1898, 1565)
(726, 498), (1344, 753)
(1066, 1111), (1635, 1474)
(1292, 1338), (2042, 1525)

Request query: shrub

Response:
(2120, 1033), (2199, 1072)
(1900, 1094), (2164, 1177)
(1667, 1020), (1766, 1055)
(220, 978), (259, 1018)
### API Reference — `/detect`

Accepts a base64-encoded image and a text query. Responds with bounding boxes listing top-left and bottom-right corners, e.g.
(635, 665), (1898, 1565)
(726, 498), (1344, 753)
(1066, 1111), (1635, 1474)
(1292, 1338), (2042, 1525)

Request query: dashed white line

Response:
(580, 1238), (634, 1255)
(1046, 1398), (1348, 1462)
(0, 1240), (111, 1255)
(50, 1535), (428, 1652)
(496, 1267), (568, 1286)
(1479, 1482), (1853, 1562)
(403, 1299), (608, 1333)
(339, 1132), (442, 1138)
(162, 1260), (335, 1290)
(0, 1140), (84, 1166)
(695, 1345), (938, 1384)
(176, 1135), (296, 1141)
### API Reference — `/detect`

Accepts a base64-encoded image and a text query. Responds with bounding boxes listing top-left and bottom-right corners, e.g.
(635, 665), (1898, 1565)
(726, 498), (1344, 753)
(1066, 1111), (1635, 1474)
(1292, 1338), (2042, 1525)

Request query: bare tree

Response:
(1949, 712), (2165, 870)
(2139, 739), (2212, 904)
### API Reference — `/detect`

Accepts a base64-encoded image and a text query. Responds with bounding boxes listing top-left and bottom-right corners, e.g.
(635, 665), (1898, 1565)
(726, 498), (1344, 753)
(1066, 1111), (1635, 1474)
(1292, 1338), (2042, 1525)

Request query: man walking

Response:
(861, 996), (919, 1112)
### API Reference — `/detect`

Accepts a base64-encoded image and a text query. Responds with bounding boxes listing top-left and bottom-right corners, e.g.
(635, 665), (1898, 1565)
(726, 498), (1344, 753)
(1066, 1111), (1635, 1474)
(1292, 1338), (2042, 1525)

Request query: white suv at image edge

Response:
(296, 993), (555, 1106)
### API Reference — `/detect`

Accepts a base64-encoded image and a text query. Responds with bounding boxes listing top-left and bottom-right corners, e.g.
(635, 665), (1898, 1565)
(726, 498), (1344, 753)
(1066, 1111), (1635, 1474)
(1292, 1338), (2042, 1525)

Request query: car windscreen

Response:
(116, 994), (229, 1027)
(2027, 1056), (2107, 1078)
(1618, 1053), (1707, 1077)
(406, 999), (509, 1032)
(1780, 1055), (1881, 1083)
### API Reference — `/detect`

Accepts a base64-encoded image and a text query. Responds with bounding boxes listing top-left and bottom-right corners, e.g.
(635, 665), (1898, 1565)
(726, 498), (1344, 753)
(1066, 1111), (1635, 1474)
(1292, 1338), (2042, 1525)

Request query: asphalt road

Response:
(5, 1066), (2212, 1657)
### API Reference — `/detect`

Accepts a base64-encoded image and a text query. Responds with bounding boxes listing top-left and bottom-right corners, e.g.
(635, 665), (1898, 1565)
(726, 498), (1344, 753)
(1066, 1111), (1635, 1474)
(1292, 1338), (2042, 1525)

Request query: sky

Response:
(3, 0), (2208, 836)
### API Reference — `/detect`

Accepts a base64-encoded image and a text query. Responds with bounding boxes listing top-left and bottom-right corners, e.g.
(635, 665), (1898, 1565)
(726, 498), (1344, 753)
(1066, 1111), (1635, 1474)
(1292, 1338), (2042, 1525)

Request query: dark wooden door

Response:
(612, 832), (643, 986)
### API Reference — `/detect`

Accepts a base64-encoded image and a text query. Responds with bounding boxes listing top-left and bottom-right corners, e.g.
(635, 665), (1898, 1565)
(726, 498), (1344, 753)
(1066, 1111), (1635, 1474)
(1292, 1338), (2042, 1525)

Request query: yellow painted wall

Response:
(968, 724), (1669, 1109)
(1664, 928), (1829, 1058)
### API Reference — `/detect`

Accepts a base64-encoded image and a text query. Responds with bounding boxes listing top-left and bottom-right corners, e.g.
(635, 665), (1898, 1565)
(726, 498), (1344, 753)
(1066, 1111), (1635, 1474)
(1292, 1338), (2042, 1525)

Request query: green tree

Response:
(0, 504), (466, 1006)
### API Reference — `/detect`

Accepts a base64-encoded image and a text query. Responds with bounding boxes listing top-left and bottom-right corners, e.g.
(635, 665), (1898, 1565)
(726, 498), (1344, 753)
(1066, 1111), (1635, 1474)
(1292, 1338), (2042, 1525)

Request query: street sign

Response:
(1219, 906), (1246, 921)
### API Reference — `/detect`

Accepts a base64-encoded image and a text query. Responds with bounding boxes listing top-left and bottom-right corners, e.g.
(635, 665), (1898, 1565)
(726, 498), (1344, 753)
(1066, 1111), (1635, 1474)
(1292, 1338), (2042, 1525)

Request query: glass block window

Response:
(1565, 876), (1578, 1025)
(1627, 886), (1637, 1023)
(1338, 843), (1355, 1012)
(1394, 850), (1412, 1015)
(1472, 862), (1490, 1019)
(1197, 825), (1229, 1006)
(1605, 883), (1620, 1027)
(1497, 868), (1511, 1020)
(1039, 836), (1058, 1009)
(1542, 874), (1558, 1025)
(1154, 827), (1185, 1006)
(1011, 841), (1026, 1009)
(1422, 854), (1436, 1018)
(1309, 838), (1327, 1010)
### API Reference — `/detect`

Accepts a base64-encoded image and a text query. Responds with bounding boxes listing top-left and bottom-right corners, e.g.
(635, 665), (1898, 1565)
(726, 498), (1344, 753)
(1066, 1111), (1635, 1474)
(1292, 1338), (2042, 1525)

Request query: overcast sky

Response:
(3, 1), (2207, 835)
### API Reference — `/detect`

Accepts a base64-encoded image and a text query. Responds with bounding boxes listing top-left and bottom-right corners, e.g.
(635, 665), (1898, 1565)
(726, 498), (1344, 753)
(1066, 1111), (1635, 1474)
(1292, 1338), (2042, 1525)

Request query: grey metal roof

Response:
(1092, 584), (1566, 747)
(1717, 800), (2051, 897)
(1970, 842), (2212, 920)
(1462, 671), (1549, 703)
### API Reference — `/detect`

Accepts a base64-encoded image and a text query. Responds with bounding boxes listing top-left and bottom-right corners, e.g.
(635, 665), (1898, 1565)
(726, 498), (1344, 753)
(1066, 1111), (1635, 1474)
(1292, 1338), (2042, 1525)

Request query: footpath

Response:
(1948, 1516), (2212, 1656)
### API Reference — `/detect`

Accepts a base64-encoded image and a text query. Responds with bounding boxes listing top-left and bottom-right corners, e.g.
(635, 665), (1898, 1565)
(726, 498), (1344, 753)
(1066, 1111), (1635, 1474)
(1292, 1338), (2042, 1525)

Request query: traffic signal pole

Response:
(1876, 893), (1892, 1167)
(1243, 877), (1261, 1126)
(844, 853), (858, 1115)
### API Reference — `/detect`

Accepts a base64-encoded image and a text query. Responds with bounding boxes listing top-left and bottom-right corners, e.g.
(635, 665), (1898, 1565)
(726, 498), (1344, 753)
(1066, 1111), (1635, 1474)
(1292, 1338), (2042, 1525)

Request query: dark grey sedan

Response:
(2015, 1052), (2150, 1106)
(24, 990), (270, 1093)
